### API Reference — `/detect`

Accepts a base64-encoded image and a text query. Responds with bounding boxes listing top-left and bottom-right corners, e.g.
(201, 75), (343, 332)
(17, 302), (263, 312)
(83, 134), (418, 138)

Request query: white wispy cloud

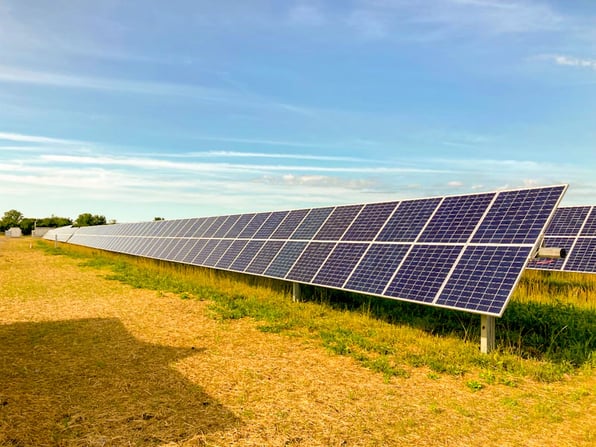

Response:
(0, 131), (84, 145)
(548, 54), (596, 70)
(40, 154), (450, 175)
(165, 150), (373, 163)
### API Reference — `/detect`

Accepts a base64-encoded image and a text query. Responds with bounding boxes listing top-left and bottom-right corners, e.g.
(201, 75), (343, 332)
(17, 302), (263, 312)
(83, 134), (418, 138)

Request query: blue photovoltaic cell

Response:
(181, 239), (207, 264)
(238, 213), (270, 238)
(385, 245), (462, 303)
(419, 193), (495, 243)
(563, 238), (596, 272)
(224, 213), (255, 238)
(192, 239), (220, 265)
(147, 239), (170, 258)
(134, 237), (153, 256)
(286, 242), (335, 282)
(376, 198), (441, 242)
(526, 236), (574, 271)
(215, 239), (248, 269)
(313, 243), (369, 288)
(229, 240), (265, 271)
(436, 246), (532, 315)
(245, 240), (285, 274)
(342, 202), (398, 241)
(264, 241), (308, 278)
(345, 244), (410, 295)
(290, 207), (333, 240)
(472, 186), (565, 244)
(253, 211), (289, 239)
(172, 238), (198, 262)
(545, 206), (591, 236)
(194, 217), (217, 237)
(314, 205), (363, 241)
(163, 238), (187, 260)
(202, 216), (229, 238)
(179, 219), (201, 237)
(270, 209), (309, 239)
(580, 207), (596, 236)
(213, 215), (241, 238)
(204, 240), (233, 266)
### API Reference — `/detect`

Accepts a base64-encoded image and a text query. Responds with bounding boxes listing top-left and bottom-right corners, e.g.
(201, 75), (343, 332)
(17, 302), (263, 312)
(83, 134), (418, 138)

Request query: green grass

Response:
(38, 241), (595, 384)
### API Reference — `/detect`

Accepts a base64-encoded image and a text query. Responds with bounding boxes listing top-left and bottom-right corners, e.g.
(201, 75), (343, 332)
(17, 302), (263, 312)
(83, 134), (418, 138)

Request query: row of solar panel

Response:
(72, 187), (563, 245)
(68, 232), (531, 315)
(527, 206), (596, 273)
(45, 185), (567, 317)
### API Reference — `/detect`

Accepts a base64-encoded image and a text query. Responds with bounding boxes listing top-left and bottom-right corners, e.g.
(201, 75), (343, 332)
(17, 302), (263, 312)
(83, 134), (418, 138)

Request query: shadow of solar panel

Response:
(436, 245), (532, 315)
(290, 207), (333, 240)
(345, 244), (410, 295)
(419, 193), (495, 243)
(213, 215), (241, 238)
(527, 236), (574, 271)
(192, 239), (221, 265)
(580, 207), (596, 236)
(253, 211), (289, 239)
(376, 198), (441, 242)
(245, 240), (285, 274)
(229, 240), (265, 272)
(472, 186), (565, 244)
(545, 207), (591, 236)
(564, 238), (596, 272)
(270, 209), (309, 239)
(264, 241), (308, 278)
(313, 243), (369, 288)
(224, 213), (255, 238)
(286, 242), (335, 282)
(341, 202), (398, 241)
(238, 213), (270, 238)
(314, 205), (363, 241)
(216, 240), (249, 269)
(384, 245), (462, 303)
(180, 239), (207, 264)
(204, 240), (234, 267)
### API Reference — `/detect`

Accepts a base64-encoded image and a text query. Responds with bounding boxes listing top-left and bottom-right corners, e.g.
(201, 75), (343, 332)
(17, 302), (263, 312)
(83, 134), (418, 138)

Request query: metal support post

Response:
(292, 282), (301, 303)
(480, 315), (495, 354)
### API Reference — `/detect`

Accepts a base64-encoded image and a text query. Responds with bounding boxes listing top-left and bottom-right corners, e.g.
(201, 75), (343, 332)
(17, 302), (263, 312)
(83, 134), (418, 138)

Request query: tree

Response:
(19, 218), (36, 236)
(0, 209), (24, 231)
(154, 217), (165, 221)
(37, 216), (73, 228)
(74, 213), (107, 227)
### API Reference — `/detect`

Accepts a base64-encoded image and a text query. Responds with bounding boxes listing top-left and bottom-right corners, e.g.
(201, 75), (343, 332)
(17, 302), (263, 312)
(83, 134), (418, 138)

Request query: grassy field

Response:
(0, 237), (594, 446)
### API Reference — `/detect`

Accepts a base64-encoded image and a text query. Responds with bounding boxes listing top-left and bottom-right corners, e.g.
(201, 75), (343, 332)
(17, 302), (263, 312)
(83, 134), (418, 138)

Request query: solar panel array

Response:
(44, 185), (567, 317)
(527, 205), (596, 274)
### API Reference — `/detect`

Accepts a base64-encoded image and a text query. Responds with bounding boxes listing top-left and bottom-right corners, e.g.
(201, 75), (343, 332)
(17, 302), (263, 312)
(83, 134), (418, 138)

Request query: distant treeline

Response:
(1, 209), (109, 235)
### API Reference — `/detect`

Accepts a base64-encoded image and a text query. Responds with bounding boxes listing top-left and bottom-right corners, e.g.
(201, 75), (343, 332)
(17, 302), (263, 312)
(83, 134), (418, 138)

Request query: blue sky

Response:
(1, 0), (595, 222)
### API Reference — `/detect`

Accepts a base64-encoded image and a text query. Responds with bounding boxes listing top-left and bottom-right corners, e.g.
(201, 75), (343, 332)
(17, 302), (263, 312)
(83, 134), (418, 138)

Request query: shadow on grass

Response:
(300, 285), (595, 367)
(0, 318), (238, 446)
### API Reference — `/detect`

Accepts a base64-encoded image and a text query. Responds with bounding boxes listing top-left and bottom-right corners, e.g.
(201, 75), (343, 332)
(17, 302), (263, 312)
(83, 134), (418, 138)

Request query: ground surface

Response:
(0, 238), (594, 446)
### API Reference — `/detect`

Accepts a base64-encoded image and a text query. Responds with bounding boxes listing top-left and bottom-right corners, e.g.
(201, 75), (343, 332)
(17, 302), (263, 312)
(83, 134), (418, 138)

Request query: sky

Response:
(1, 0), (595, 223)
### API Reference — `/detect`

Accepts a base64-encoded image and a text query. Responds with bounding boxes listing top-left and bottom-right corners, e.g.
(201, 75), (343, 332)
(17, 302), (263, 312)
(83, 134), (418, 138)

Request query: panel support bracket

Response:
(292, 282), (301, 303)
(480, 315), (496, 354)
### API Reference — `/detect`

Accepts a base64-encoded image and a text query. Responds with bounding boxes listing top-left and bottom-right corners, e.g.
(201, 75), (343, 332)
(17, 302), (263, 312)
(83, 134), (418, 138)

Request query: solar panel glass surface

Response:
(286, 242), (335, 282)
(264, 241), (308, 278)
(270, 209), (309, 239)
(312, 243), (369, 288)
(436, 245), (532, 315)
(376, 198), (441, 242)
(290, 207), (333, 240)
(245, 240), (285, 274)
(314, 205), (363, 241)
(384, 245), (462, 303)
(345, 244), (410, 295)
(341, 202), (398, 241)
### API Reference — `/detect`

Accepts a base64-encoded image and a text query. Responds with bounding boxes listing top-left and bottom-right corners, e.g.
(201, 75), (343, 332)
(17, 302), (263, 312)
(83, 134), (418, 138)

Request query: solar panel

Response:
(47, 184), (567, 316)
(314, 205), (363, 241)
(527, 205), (596, 274)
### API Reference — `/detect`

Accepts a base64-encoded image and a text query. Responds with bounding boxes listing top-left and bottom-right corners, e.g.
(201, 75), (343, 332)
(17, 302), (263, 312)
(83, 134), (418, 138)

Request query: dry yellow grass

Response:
(0, 237), (594, 446)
